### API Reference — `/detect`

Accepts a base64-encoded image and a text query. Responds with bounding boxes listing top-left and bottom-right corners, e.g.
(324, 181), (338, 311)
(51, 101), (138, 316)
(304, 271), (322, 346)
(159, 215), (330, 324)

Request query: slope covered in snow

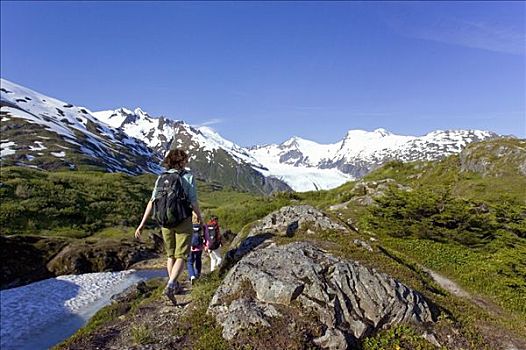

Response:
(250, 128), (498, 180)
(92, 108), (176, 153)
(0, 79), (161, 174)
(1, 78), (500, 192)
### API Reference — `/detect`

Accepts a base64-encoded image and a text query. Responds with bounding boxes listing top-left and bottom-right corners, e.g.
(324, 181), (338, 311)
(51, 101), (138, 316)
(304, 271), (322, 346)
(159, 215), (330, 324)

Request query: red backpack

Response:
(207, 217), (221, 250)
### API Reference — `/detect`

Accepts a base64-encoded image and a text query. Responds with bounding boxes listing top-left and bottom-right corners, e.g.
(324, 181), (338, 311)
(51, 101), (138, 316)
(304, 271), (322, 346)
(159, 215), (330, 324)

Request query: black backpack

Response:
(152, 171), (192, 228)
(191, 224), (204, 248)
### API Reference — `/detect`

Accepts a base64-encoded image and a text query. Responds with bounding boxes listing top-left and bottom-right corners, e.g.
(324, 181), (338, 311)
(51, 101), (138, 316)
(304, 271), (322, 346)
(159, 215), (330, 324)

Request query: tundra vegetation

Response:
(2, 138), (524, 349)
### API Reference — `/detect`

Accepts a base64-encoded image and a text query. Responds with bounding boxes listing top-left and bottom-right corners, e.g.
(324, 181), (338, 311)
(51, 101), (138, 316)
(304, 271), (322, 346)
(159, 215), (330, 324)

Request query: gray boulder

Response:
(249, 204), (348, 236)
(229, 205), (349, 261)
(209, 242), (437, 349)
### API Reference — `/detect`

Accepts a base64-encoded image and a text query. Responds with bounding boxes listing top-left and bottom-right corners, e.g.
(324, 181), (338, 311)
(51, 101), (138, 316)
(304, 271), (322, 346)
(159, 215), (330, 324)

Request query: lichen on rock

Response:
(229, 205), (349, 262)
(209, 242), (438, 349)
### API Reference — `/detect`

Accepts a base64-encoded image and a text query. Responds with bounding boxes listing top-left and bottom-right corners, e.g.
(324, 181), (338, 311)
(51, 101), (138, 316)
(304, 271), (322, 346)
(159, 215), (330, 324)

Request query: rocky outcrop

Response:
(47, 238), (159, 276)
(254, 205), (348, 235)
(0, 235), (69, 289)
(229, 205), (349, 261)
(209, 242), (438, 349)
(459, 138), (526, 177)
(328, 179), (411, 210)
(1, 233), (163, 289)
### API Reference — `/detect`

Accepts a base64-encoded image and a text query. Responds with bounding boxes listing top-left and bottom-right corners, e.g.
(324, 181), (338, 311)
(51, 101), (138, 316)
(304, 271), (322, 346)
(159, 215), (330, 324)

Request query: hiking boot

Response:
(173, 281), (183, 294)
(190, 276), (196, 285)
(164, 285), (177, 305)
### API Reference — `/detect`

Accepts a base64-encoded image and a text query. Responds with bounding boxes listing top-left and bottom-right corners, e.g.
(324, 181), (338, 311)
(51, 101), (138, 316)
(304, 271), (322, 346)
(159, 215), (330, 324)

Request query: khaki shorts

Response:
(161, 217), (192, 260)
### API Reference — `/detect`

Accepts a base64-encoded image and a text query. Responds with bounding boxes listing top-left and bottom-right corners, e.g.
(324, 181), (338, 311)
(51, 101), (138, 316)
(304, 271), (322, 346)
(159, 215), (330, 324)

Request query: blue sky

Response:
(1, 1), (524, 146)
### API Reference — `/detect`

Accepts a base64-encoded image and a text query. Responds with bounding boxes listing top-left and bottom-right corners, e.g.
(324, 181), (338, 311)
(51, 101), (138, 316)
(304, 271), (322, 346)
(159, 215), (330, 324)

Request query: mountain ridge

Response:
(0, 79), (291, 194)
(94, 105), (501, 191)
(0, 79), (161, 175)
(1, 78), (504, 192)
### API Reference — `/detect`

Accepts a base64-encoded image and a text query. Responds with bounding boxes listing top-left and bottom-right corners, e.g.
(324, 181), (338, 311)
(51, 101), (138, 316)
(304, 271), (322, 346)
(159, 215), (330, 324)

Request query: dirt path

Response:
(422, 267), (502, 313)
(61, 249), (222, 350)
(422, 267), (526, 350)
(59, 277), (194, 350)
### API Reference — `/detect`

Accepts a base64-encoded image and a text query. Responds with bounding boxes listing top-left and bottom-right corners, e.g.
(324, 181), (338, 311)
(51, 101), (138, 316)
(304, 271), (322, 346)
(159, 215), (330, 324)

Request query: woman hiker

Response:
(135, 148), (204, 304)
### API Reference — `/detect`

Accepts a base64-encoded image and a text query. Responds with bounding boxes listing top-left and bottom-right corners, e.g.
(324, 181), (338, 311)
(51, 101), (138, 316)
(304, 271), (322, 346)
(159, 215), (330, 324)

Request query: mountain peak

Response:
(117, 107), (133, 115)
(344, 128), (396, 140)
(373, 128), (392, 136)
(133, 107), (151, 118)
(282, 136), (303, 147)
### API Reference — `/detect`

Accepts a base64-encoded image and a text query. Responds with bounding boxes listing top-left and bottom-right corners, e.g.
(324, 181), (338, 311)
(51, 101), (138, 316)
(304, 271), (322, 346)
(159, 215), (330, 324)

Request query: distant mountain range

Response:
(250, 128), (498, 188)
(1, 78), (501, 192)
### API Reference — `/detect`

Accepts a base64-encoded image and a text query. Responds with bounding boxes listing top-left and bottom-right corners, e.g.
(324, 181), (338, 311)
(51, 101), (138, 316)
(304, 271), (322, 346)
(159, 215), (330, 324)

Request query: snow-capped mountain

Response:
(91, 107), (291, 194)
(0, 79), (161, 174)
(1, 78), (501, 193)
(250, 128), (498, 181)
(92, 108), (177, 154)
(94, 103), (498, 192)
(91, 107), (357, 192)
(93, 108), (263, 166)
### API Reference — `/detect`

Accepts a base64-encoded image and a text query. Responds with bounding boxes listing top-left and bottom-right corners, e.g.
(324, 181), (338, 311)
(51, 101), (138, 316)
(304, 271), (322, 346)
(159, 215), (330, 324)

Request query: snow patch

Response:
(29, 141), (47, 151)
(1, 141), (16, 157)
(51, 151), (66, 157)
(0, 270), (163, 350)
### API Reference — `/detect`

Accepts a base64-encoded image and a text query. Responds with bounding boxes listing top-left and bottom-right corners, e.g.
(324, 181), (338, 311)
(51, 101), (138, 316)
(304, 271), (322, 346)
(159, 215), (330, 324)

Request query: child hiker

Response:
(135, 148), (204, 305)
(188, 213), (209, 284)
(207, 215), (223, 272)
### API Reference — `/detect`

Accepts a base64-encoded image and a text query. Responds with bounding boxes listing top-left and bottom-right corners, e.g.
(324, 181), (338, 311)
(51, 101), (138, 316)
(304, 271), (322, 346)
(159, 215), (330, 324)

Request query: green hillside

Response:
(0, 166), (290, 237)
(297, 138), (526, 321)
(2, 138), (525, 347)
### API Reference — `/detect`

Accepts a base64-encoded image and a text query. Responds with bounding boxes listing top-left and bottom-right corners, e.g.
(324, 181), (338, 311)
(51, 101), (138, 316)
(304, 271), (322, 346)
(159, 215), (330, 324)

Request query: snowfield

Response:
(0, 270), (165, 350)
(257, 159), (354, 191)
(1, 141), (16, 157)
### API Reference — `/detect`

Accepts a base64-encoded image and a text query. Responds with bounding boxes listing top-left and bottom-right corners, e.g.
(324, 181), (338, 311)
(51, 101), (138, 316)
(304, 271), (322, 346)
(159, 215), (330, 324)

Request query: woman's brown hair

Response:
(163, 148), (189, 170)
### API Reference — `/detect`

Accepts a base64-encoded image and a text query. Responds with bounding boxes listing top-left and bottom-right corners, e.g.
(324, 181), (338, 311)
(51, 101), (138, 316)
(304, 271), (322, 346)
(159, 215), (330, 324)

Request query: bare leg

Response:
(167, 257), (175, 277)
(168, 258), (185, 284)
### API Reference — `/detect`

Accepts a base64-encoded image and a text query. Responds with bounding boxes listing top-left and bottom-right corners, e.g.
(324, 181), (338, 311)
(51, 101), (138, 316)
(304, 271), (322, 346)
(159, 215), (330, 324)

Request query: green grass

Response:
(172, 273), (229, 350)
(362, 324), (438, 350)
(0, 166), (291, 238)
(383, 237), (526, 318)
(0, 166), (155, 236)
(130, 325), (154, 345)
